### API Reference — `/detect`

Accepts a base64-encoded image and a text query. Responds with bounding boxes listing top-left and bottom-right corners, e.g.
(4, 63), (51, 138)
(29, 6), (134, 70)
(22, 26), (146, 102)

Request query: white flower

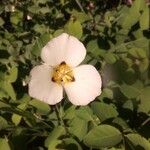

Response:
(28, 33), (102, 106)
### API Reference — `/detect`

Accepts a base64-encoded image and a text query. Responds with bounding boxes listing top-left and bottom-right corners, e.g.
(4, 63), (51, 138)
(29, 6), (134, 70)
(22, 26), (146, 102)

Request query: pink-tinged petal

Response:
(64, 65), (102, 106)
(41, 33), (86, 67)
(28, 64), (63, 105)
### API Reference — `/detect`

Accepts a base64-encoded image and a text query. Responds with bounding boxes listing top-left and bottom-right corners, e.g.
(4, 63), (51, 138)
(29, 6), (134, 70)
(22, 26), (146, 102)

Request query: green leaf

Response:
(5, 66), (18, 83)
(0, 116), (8, 130)
(12, 114), (22, 126)
(120, 83), (141, 99)
(104, 53), (116, 64)
(0, 71), (5, 81)
(33, 24), (48, 34)
(70, 10), (91, 23)
(76, 106), (93, 122)
(63, 138), (82, 150)
(65, 19), (83, 39)
(91, 102), (118, 122)
(64, 105), (76, 120)
(39, 7), (50, 14)
(125, 133), (150, 149)
(0, 138), (11, 150)
(0, 101), (10, 108)
(32, 33), (52, 56)
(3, 82), (16, 100)
(0, 88), (8, 99)
(45, 126), (65, 149)
(123, 100), (134, 111)
(29, 99), (51, 114)
(133, 29), (144, 39)
(139, 58), (149, 73)
(53, 29), (64, 37)
(131, 38), (149, 53)
(0, 17), (4, 26)
(86, 39), (105, 57)
(104, 11), (115, 27)
(138, 87), (150, 114)
(68, 117), (87, 141)
(19, 94), (31, 103)
(12, 103), (27, 125)
(36, 0), (48, 4)
(113, 117), (129, 130)
(60, 0), (65, 5)
(28, 6), (39, 14)
(99, 88), (113, 99)
(83, 125), (122, 148)
(121, 0), (146, 29)
(108, 148), (125, 150)
(140, 6), (149, 30)
(128, 48), (146, 59)
(10, 11), (23, 25)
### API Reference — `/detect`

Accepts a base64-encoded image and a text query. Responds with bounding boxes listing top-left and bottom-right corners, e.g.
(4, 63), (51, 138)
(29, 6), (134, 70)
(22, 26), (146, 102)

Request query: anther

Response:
(71, 77), (75, 82)
(60, 61), (66, 65)
(51, 77), (56, 82)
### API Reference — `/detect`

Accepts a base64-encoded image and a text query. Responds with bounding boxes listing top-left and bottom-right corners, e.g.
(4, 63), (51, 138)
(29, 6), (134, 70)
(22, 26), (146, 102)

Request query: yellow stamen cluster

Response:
(51, 62), (75, 84)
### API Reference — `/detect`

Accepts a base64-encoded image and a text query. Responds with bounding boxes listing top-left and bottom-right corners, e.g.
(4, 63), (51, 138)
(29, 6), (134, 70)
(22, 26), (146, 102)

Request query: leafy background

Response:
(0, 0), (150, 149)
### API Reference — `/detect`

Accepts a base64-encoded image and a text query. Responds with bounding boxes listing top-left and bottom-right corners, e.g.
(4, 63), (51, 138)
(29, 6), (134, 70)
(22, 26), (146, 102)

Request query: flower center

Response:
(51, 61), (75, 84)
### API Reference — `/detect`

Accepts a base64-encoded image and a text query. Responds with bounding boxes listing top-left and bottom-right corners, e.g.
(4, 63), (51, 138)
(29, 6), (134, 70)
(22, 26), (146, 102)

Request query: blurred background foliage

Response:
(0, 0), (150, 149)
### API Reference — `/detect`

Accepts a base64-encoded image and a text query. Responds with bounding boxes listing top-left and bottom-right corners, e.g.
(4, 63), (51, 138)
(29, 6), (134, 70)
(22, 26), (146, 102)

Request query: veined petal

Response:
(41, 33), (86, 67)
(64, 65), (102, 106)
(29, 64), (63, 105)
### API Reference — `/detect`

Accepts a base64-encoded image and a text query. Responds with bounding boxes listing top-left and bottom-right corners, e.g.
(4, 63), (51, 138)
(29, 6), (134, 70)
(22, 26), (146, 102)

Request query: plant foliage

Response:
(0, 0), (150, 149)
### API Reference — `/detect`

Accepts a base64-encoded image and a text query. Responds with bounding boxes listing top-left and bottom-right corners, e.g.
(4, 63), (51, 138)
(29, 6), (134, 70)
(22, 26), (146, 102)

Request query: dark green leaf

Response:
(63, 138), (82, 150)
(45, 126), (65, 149)
(83, 125), (122, 148)
(68, 117), (87, 141)
(12, 103), (27, 125)
(126, 133), (150, 149)
(91, 102), (118, 121)
(29, 99), (50, 114)
(120, 83), (141, 99)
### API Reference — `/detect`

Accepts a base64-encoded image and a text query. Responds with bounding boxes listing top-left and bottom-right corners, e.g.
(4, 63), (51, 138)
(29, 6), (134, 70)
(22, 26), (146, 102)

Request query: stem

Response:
(54, 103), (69, 135)
(54, 104), (64, 126)
(141, 117), (150, 127)
(75, 0), (84, 12)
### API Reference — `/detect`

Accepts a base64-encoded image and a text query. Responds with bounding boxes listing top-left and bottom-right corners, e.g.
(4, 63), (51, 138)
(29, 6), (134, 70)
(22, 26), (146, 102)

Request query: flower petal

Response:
(29, 64), (63, 105)
(41, 33), (86, 67)
(64, 65), (102, 106)
(64, 35), (86, 67)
